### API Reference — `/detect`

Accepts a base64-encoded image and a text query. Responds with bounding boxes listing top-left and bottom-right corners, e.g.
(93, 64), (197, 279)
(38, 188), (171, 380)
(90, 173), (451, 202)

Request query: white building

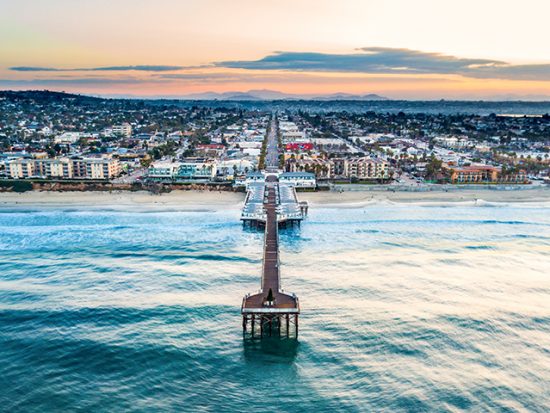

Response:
(112, 123), (132, 137)
(146, 160), (217, 181)
(147, 162), (179, 181)
(54, 132), (81, 144)
(279, 172), (316, 188)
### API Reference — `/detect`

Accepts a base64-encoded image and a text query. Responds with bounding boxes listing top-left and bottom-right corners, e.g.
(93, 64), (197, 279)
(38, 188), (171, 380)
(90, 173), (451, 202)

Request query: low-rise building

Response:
(146, 159), (217, 181)
(286, 142), (314, 152)
(195, 144), (225, 157)
(175, 160), (217, 180)
(112, 123), (132, 137)
(7, 158), (36, 179)
(147, 162), (179, 181)
(84, 157), (122, 179)
(448, 165), (528, 184)
(54, 132), (81, 144)
(7, 156), (121, 180)
(36, 158), (74, 178)
(279, 172), (316, 188)
(344, 157), (389, 180)
(286, 156), (388, 180)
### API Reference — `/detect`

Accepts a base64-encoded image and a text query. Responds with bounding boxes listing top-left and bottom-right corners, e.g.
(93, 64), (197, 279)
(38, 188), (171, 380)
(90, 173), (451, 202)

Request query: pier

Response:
(241, 117), (302, 338)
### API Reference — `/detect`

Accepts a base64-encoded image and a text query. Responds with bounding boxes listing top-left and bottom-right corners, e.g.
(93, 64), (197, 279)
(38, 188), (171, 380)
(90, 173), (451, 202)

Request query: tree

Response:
(426, 155), (443, 179)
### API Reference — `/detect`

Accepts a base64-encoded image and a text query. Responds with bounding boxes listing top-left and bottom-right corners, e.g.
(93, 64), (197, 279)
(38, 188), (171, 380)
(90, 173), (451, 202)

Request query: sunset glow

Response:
(2, 0), (550, 99)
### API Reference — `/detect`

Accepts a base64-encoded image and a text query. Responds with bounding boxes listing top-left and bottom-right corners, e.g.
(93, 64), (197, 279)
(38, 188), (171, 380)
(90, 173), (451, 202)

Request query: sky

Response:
(1, 0), (550, 99)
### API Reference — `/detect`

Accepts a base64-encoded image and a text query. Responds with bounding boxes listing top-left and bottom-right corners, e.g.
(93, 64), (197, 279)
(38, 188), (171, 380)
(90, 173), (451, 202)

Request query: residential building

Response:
(146, 159), (218, 181)
(35, 158), (74, 178)
(7, 156), (120, 180)
(112, 123), (132, 137)
(345, 157), (389, 180)
(195, 144), (225, 157)
(8, 159), (36, 178)
(54, 132), (81, 144)
(448, 165), (528, 184)
(286, 156), (388, 180)
(85, 157), (122, 179)
(175, 160), (217, 180)
(147, 162), (179, 181)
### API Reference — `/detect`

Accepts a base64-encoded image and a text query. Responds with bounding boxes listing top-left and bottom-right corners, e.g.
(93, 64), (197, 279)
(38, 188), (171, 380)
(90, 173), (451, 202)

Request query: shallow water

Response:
(0, 203), (549, 412)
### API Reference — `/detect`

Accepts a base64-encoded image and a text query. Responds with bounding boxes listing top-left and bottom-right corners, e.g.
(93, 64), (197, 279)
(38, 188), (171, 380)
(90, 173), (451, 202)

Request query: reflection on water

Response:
(243, 336), (300, 362)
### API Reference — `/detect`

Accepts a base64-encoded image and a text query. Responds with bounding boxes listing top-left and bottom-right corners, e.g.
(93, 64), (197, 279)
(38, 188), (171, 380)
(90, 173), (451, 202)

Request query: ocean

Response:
(0, 202), (549, 412)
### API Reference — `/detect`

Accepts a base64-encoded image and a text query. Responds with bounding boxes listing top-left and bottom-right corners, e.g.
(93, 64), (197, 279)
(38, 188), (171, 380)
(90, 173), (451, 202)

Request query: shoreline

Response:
(1, 187), (549, 209)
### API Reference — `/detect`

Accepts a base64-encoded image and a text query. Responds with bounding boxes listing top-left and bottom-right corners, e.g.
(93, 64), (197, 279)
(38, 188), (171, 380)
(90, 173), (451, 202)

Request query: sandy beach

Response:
(0, 190), (246, 210)
(300, 187), (550, 207)
(1, 187), (550, 209)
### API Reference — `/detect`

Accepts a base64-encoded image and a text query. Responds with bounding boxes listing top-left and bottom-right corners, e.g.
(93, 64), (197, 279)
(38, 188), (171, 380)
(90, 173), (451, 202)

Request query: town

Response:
(1, 90), (549, 191)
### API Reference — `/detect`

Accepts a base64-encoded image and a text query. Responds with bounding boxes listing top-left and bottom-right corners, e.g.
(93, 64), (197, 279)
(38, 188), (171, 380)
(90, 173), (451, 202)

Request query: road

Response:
(265, 116), (279, 171)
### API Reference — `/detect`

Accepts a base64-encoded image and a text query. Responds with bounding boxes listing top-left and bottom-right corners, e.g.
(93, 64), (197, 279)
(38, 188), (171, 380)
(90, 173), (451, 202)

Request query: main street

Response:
(265, 116), (279, 171)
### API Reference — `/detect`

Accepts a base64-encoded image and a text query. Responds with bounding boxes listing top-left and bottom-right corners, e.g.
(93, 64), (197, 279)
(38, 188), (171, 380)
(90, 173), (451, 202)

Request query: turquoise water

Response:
(0, 203), (549, 412)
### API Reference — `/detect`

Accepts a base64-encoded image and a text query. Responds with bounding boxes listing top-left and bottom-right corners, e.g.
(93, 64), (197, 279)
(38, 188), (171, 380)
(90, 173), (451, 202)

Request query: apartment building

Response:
(286, 156), (388, 180)
(7, 159), (36, 179)
(35, 158), (74, 178)
(8, 158), (73, 179)
(345, 157), (389, 180)
(449, 166), (527, 184)
(85, 158), (122, 179)
(7, 157), (121, 180)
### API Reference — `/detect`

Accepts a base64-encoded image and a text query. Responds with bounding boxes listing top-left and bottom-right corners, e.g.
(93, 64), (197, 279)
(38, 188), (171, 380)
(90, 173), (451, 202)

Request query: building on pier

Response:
(240, 180), (307, 225)
(234, 170), (316, 189)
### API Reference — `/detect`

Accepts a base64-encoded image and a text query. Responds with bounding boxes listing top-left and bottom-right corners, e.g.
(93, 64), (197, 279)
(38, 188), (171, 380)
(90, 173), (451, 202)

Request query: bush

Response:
(0, 180), (34, 192)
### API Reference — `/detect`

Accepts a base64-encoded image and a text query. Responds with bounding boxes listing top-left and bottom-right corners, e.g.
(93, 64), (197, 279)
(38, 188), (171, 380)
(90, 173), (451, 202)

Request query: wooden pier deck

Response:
(241, 118), (300, 338)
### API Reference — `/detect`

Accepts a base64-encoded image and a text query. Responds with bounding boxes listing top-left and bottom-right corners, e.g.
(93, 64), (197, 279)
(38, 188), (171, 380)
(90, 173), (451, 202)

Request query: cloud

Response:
(0, 77), (147, 86)
(465, 64), (550, 81)
(216, 47), (550, 81)
(216, 48), (499, 74)
(11, 48), (550, 81)
(9, 67), (62, 72)
(10, 65), (184, 72)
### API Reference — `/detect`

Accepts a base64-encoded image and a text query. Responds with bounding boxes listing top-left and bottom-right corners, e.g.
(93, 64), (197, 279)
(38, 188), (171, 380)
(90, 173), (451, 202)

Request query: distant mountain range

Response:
(180, 89), (389, 101)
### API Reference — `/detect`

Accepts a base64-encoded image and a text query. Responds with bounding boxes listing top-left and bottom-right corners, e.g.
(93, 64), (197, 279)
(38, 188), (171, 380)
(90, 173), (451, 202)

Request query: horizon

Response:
(2, 0), (550, 99)
(6, 89), (550, 103)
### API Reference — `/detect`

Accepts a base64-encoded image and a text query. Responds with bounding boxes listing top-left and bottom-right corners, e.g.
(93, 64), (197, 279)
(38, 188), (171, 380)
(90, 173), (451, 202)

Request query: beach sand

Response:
(300, 187), (550, 207)
(0, 190), (246, 210)
(1, 187), (549, 209)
